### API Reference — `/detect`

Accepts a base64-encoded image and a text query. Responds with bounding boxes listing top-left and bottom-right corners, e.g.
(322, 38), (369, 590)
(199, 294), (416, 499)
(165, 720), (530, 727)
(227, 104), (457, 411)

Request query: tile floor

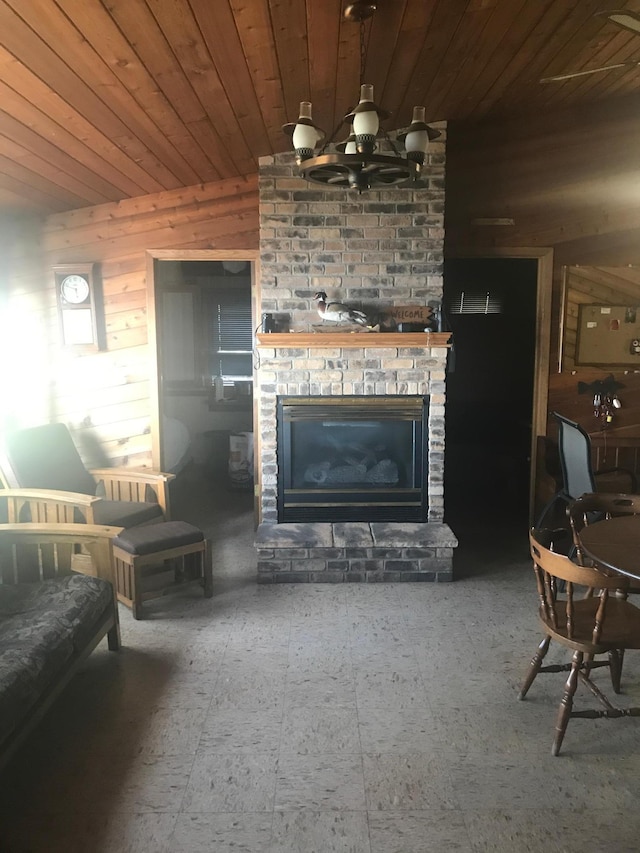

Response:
(2, 468), (640, 852)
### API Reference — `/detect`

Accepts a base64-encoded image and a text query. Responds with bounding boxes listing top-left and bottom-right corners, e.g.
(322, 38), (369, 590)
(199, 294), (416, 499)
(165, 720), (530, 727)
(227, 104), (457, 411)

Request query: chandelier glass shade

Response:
(283, 88), (440, 192)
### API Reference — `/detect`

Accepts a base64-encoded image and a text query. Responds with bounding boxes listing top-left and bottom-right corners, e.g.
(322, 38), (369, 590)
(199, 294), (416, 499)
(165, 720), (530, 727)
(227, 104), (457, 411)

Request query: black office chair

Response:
(535, 412), (637, 532)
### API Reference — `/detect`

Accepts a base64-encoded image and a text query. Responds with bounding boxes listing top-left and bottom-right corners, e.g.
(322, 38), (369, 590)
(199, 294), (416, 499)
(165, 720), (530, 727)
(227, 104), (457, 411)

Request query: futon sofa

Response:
(0, 523), (121, 771)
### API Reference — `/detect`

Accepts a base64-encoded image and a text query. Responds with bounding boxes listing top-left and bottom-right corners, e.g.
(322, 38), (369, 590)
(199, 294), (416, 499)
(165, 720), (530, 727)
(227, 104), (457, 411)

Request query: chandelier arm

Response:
(380, 127), (402, 158)
(319, 119), (348, 154)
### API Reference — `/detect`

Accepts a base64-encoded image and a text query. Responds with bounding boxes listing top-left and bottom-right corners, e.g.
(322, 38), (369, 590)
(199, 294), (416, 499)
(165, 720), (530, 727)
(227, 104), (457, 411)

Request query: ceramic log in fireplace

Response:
(276, 396), (429, 522)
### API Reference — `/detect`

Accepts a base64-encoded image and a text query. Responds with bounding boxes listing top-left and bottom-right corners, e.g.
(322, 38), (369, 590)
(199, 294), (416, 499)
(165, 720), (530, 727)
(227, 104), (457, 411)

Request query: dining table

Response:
(579, 514), (640, 583)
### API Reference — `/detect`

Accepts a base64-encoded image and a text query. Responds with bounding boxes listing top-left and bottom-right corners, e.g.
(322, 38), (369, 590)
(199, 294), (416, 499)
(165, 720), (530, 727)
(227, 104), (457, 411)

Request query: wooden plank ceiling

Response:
(3, 0), (640, 216)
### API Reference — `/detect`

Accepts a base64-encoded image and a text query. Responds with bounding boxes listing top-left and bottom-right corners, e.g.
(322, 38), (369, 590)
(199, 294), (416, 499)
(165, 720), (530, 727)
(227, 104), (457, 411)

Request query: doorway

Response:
(146, 250), (258, 501)
(443, 256), (542, 528)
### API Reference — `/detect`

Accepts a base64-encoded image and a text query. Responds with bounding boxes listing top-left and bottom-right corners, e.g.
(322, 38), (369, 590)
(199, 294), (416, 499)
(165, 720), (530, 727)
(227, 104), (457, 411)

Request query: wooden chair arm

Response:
(0, 522), (122, 582)
(89, 468), (175, 485)
(0, 488), (102, 524)
(89, 468), (175, 519)
(0, 488), (101, 506)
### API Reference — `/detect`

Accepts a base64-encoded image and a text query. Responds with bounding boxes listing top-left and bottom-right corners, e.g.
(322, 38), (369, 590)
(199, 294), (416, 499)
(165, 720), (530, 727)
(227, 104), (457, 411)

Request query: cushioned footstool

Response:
(112, 521), (212, 619)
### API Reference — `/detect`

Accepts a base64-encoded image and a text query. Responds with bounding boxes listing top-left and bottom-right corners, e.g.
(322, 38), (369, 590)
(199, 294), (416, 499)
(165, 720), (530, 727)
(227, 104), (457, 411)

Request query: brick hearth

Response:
(256, 522), (457, 583)
(254, 137), (457, 581)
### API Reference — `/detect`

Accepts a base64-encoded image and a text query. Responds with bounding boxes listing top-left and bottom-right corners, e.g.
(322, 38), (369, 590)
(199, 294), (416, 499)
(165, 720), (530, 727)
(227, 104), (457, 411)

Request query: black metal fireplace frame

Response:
(276, 395), (429, 523)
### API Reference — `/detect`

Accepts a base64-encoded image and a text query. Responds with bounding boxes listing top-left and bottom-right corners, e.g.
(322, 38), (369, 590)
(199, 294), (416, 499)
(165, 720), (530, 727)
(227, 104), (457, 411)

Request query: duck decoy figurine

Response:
(314, 291), (368, 326)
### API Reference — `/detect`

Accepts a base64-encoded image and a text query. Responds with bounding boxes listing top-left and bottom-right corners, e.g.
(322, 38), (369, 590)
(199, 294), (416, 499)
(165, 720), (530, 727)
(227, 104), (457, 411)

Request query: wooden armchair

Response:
(0, 423), (174, 528)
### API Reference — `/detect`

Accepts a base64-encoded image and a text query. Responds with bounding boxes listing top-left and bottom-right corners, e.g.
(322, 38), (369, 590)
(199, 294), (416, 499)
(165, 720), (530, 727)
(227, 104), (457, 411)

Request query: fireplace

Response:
(276, 395), (429, 523)
(255, 144), (457, 583)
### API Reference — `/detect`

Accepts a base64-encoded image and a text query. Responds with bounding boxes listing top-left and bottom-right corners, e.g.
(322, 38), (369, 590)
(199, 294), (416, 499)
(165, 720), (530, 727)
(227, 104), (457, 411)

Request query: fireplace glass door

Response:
(277, 396), (429, 522)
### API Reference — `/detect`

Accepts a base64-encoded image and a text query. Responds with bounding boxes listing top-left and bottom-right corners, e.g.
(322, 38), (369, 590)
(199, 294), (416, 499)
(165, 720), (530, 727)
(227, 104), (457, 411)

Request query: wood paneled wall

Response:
(5, 176), (258, 468)
(446, 93), (640, 268)
(446, 94), (640, 462)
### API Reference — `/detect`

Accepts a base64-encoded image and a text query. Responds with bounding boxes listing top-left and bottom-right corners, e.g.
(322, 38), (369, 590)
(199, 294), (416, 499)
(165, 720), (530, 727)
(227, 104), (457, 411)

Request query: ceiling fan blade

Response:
(540, 60), (640, 82)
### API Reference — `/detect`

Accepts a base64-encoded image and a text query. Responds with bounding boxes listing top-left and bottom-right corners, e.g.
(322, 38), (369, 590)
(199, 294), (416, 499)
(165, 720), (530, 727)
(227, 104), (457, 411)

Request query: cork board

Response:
(576, 304), (640, 365)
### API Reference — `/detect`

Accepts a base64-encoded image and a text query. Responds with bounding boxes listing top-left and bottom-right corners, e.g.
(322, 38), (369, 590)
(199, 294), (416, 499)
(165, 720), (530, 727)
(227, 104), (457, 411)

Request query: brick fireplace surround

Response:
(254, 130), (457, 582)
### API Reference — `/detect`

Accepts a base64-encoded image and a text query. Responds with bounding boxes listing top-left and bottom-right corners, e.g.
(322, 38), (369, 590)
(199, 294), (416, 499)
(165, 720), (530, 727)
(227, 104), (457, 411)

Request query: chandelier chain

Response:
(360, 18), (367, 84)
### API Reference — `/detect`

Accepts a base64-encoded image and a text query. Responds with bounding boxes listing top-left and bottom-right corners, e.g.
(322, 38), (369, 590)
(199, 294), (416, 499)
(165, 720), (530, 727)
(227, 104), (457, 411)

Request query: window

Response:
(447, 290), (503, 315)
(156, 260), (253, 391)
(208, 287), (253, 381)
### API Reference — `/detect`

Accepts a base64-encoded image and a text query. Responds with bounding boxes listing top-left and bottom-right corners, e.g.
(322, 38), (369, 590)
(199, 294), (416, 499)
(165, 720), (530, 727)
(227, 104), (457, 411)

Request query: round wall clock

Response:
(60, 273), (90, 304)
(53, 264), (102, 350)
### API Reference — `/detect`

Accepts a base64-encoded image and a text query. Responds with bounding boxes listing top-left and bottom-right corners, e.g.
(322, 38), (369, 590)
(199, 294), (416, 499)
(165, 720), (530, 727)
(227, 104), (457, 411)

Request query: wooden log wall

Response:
(5, 176), (258, 469)
(446, 94), (640, 476)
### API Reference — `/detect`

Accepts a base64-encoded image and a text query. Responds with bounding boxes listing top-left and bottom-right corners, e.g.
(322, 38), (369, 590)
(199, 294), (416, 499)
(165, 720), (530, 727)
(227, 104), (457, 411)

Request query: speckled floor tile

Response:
(181, 752), (278, 813)
(284, 666), (356, 708)
(350, 639), (417, 667)
(358, 706), (441, 754)
(447, 755), (557, 811)
(363, 753), (459, 811)
(368, 810), (473, 853)
(198, 707), (283, 753)
(270, 810), (371, 853)
(430, 700), (550, 756)
(463, 808), (640, 853)
(110, 753), (196, 812)
(212, 664), (287, 710)
(131, 704), (209, 755)
(170, 812), (273, 852)
(281, 704), (360, 754)
(354, 665), (429, 711)
(0, 811), (180, 853)
(83, 812), (180, 853)
(288, 639), (352, 671)
(275, 754), (366, 811)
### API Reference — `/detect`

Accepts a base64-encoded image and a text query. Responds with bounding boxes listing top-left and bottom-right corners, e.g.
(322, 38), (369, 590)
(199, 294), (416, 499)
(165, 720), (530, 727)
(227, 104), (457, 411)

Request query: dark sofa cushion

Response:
(0, 574), (113, 750)
(5, 423), (97, 495)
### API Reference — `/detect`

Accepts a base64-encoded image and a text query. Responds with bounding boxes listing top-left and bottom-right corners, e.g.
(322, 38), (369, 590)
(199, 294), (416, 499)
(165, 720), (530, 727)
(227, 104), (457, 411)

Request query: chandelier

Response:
(282, 1), (440, 192)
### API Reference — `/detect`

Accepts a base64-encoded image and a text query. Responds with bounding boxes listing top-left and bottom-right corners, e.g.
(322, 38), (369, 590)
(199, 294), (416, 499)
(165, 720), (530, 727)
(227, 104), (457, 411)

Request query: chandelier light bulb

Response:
(403, 106), (430, 165)
(289, 102), (323, 162)
(351, 84), (379, 153)
(345, 126), (357, 155)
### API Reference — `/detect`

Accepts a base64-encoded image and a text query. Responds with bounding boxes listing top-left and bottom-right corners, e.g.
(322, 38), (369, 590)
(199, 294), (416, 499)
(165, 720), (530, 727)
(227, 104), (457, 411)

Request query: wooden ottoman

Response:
(112, 521), (212, 619)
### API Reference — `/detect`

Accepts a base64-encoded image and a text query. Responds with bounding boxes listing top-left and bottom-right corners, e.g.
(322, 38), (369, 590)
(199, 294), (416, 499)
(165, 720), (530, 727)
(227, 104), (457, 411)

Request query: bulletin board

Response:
(576, 304), (640, 365)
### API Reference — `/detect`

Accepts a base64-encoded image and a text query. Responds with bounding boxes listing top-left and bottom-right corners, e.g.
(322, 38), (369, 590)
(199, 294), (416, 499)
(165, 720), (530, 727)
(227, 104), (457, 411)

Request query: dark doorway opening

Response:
(443, 257), (537, 528)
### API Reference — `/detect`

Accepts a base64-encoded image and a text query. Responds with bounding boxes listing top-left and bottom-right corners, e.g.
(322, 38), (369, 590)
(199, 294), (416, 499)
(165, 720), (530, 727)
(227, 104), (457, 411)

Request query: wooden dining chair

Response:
(519, 529), (640, 756)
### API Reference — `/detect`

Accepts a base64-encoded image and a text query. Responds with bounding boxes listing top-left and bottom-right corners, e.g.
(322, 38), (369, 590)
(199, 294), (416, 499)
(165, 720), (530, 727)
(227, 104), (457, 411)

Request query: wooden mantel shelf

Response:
(256, 332), (452, 349)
